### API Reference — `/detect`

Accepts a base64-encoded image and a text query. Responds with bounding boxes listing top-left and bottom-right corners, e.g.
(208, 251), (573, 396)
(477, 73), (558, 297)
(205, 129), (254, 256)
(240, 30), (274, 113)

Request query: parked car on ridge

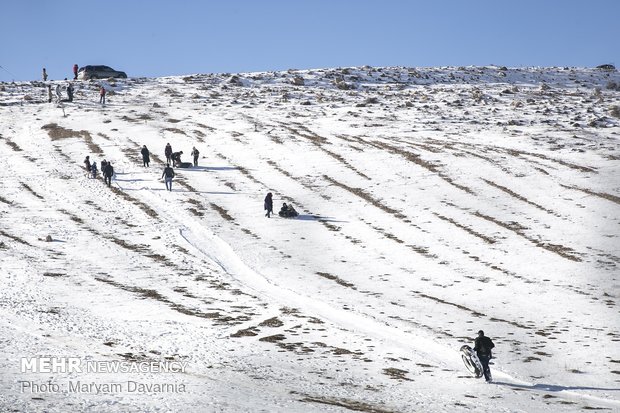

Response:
(77, 65), (127, 80)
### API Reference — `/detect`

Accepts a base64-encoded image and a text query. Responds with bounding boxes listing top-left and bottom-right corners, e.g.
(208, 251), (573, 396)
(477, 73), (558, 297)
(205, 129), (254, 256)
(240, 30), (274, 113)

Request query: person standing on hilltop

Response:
(73, 64), (78, 80)
(141, 145), (150, 167)
(164, 143), (172, 165)
(42, 68), (48, 81)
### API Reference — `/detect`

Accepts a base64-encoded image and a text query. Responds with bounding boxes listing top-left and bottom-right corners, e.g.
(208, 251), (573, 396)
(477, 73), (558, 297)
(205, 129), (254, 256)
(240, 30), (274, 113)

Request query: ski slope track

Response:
(0, 65), (619, 412)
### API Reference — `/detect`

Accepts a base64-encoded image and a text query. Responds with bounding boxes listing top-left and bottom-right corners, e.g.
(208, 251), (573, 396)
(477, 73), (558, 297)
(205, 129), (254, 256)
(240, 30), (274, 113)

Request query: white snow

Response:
(0, 65), (619, 412)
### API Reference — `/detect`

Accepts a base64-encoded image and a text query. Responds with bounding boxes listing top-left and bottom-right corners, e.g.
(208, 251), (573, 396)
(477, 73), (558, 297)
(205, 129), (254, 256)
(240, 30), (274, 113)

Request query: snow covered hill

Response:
(0, 65), (619, 412)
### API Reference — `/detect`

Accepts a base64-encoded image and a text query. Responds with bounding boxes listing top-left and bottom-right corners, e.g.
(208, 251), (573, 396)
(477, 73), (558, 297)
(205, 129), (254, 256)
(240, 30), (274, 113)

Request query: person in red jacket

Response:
(73, 64), (78, 80)
(99, 86), (106, 105)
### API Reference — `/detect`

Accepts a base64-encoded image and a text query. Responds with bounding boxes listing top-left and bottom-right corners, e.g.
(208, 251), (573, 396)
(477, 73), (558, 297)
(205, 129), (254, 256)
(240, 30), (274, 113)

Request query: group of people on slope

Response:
(84, 156), (115, 186)
(81, 143), (201, 192)
(164, 143), (200, 167)
(263, 193), (299, 219)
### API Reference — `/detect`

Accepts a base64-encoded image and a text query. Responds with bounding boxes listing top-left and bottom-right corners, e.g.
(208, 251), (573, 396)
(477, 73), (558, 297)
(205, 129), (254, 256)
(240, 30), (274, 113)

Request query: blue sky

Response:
(1, 0), (618, 82)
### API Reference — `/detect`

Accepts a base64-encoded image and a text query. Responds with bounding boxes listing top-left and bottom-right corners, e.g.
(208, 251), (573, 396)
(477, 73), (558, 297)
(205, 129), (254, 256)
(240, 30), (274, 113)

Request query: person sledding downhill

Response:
(474, 330), (495, 382)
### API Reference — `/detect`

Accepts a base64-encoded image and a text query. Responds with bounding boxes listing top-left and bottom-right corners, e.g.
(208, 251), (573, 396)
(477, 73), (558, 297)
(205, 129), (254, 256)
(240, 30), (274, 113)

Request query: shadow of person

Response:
(493, 381), (620, 393)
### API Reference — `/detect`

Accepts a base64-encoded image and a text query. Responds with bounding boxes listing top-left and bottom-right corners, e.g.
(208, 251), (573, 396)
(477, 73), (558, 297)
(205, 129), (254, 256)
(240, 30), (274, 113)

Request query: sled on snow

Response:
(176, 162), (193, 168)
(460, 345), (483, 378)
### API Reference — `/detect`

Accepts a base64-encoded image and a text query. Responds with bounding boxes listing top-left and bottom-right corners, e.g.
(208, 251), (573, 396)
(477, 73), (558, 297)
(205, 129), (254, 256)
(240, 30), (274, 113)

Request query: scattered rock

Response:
(45, 235), (53, 242)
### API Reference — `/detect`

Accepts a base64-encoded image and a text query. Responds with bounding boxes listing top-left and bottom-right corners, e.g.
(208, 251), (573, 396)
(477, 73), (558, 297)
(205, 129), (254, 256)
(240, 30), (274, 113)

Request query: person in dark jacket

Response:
(42, 68), (48, 81)
(164, 143), (172, 165)
(191, 146), (200, 167)
(171, 151), (183, 167)
(84, 156), (91, 172)
(141, 145), (150, 167)
(264, 192), (273, 218)
(66, 83), (74, 102)
(278, 203), (298, 218)
(90, 162), (98, 179)
(73, 64), (78, 80)
(101, 159), (108, 175)
(161, 164), (175, 191)
(474, 330), (495, 382)
(103, 162), (114, 187)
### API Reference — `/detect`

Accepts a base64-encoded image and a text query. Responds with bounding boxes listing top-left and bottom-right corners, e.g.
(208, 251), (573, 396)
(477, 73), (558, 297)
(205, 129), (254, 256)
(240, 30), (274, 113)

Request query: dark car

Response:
(77, 65), (127, 80)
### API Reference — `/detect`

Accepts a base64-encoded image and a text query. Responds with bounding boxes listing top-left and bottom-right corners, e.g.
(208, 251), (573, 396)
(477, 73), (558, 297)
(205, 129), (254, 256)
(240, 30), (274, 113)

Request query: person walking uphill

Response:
(264, 192), (273, 218)
(474, 330), (495, 382)
(162, 164), (175, 191)
(164, 143), (172, 165)
(141, 145), (150, 167)
(103, 162), (114, 187)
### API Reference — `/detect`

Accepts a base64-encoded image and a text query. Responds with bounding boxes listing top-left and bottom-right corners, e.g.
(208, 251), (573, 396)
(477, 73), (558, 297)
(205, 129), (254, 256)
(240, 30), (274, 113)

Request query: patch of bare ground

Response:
(210, 203), (235, 222)
(382, 368), (412, 381)
(505, 148), (596, 173)
(296, 394), (399, 413)
(266, 160), (292, 178)
(2, 136), (23, 151)
(93, 275), (245, 325)
(259, 317), (284, 327)
(0, 230), (31, 246)
(43, 272), (65, 277)
(20, 182), (44, 199)
(193, 129), (205, 142)
(41, 123), (103, 154)
(433, 213), (497, 244)
(162, 127), (187, 136)
(187, 198), (206, 217)
(484, 179), (558, 215)
(560, 184), (620, 205)
(0, 195), (11, 205)
(474, 212), (582, 262)
(412, 291), (487, 318)
(323, 175), (407, 220)
(316, 272), (356, 289)
(283, 124), (371, 180)
(230, 327), (259, 338)
(108, 186), (159, 220)
(369, 139), (476, 194)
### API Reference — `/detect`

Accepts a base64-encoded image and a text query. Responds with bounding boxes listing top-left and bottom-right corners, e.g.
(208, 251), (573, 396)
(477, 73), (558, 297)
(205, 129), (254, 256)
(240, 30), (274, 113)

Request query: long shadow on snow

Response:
(294, 214), (347, 223)
(494, 381), (620, 393)
(178, 166), (239, 172)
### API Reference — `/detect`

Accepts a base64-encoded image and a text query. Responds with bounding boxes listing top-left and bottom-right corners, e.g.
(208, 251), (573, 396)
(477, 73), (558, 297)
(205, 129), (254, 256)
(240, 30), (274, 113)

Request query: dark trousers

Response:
(100, 95), (105, 105)
(478, 354), (492, 381)
(104, 175), (112, 186)
(143, 158), (149, 167)
(193, 156), (198, 166)
(166, 155), (172, 164)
